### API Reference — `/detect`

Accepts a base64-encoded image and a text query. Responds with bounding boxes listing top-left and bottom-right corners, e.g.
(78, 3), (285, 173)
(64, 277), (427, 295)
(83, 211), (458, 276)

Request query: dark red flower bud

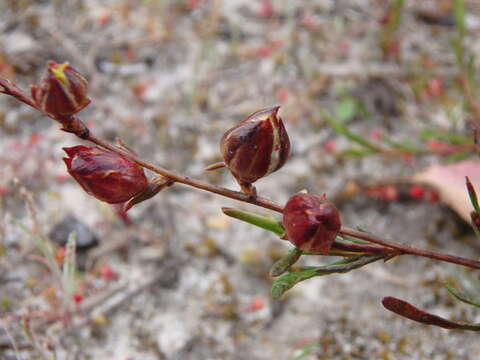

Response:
(31, 61), (90, 117)
(282, 193), (341, 254)
(220, 106), (290, 185)
(63, 146), (148, 204)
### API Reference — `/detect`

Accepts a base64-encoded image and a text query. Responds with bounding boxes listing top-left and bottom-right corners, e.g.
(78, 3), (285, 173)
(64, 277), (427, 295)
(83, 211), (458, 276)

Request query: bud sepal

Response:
(124, 176), (174, 212)
(222, 207), (285, 235)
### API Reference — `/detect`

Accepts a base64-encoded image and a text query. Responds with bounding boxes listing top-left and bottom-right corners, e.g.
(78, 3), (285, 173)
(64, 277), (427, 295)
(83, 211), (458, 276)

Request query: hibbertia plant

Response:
(2, 60), (480, 331)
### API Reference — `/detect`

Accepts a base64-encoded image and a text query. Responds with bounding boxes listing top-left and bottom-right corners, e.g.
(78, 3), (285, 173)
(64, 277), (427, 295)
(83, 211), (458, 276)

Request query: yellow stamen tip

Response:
(51, 63), (69, 85)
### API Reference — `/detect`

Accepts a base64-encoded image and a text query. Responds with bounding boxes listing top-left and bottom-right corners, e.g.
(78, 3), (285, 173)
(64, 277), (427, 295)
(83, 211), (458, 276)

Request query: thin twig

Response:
(87, 134), (284, 213)
(0, 78), (39, 110)
(87, 134), (480, 269)
(2, 76), (480, 271)
(340, 227), (480, 269)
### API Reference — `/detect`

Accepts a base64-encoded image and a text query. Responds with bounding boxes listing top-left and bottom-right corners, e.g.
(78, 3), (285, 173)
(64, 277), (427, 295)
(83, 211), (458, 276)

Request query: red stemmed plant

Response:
(2, 61), (480, 330)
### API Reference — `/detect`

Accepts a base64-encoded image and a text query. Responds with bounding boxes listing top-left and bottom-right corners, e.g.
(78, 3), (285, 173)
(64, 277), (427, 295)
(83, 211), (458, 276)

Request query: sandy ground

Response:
(1, 1), (480, 359)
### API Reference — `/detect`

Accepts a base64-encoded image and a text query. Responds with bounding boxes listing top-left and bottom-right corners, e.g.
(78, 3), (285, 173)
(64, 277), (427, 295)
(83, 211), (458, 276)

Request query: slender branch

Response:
(331, 241), (398, 255)
(89, 133), (480, 269)
(340, 227), (480, 269)
(2, 76), (480, 270)
(86, 134), (284, 213)
(0, 78), (39, 110)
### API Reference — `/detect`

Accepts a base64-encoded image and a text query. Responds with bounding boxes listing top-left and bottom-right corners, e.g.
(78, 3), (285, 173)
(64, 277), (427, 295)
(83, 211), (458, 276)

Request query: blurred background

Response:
(1, 0), (480, 359)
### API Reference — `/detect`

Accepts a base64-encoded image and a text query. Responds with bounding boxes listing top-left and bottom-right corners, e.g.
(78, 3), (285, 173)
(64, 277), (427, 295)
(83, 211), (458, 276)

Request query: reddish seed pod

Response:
(63, 146), (148, 204)
(220, 106), (290, 185)
(282, 193), (341, 254)
(31, 61), (90, 117)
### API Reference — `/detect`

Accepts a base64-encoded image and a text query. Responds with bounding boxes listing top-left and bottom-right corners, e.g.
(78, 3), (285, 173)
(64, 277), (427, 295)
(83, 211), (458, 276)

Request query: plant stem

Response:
(340, 227), (480, 269)
(87, 134), (284, 213)
(331, 241), (398, 255)
(2, 77), (480, 270)
(0, 78), (40, 110)
(89, 133), (480, 269)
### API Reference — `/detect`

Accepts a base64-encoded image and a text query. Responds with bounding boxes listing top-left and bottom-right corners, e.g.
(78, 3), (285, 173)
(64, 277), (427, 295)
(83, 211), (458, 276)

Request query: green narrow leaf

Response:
(222, 207), (284, 235)
(271, 255), (385, 299)
(419, 128), (472, 145)
(381, 135), (422, 154)
(466, 177), (480, 214)
(271, 268), (319, 300)
(469, 205), (480, 238)
(452, 38), (464, 69)
(445, 151), (474, 163)
(322, 110), (381, 153)
(454, 0), (466, 39)
(418, 128), (438, 140)
(62, 232), (77, 303)
(16, 222), (53, 259)
(445, 284), (480, 308)
(335, 96), (359, 124)
(270, 248), (303, 277)
(336, 235), (370, 245)
(382, 0), (405, 38)
(15, 221), (63, 286)
(390, 0), (405, 30)
(339, 148), (377, 157)
(467, 54), (477, 94)
(450, 267), (480, 294)
(453, 0), (466, 76)
(443, 133), (471, 145)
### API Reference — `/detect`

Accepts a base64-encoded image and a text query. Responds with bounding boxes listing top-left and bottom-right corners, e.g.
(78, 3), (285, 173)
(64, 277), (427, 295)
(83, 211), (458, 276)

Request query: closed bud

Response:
(220, 106), (290, 185)
(31, 61), (90, 117)
(63, 146), (148, 204)
(282, 193), (341, 254)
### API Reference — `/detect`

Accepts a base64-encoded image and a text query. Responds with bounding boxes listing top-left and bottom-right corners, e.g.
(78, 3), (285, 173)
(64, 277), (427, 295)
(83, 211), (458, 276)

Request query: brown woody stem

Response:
(89, 133), (480, 269)
(339, 227), (480, 269)
(87, 135), (283, 213)
(331, 241), (398, 255)
(0, 78), (39, 110)
(2, 76), (480, 270)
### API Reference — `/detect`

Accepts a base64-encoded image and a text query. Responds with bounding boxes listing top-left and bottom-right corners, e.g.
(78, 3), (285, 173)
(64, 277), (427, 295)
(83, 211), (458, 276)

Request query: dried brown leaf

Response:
(412, 160), (480, 221)
(382, 296), (480, 331)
